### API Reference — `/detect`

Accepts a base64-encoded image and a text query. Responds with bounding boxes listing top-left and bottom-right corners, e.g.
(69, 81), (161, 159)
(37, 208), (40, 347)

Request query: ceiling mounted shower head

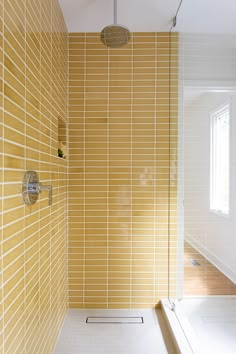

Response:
(101, 24), (130, 48)
(100, 0), (131, 48)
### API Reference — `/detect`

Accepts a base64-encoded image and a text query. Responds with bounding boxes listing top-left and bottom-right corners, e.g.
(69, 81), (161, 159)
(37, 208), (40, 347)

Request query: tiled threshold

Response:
(168, 297), (236, 353)
(161, 299), (197, 354)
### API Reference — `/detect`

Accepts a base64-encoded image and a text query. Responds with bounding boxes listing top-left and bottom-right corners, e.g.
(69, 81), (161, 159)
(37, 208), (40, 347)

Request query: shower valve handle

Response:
(22, 171), (53, 206)
(39, 184), (53, 206)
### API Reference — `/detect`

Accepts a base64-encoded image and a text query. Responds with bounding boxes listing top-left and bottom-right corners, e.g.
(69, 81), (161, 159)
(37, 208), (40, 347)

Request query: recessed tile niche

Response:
(58, 118), (67, 159)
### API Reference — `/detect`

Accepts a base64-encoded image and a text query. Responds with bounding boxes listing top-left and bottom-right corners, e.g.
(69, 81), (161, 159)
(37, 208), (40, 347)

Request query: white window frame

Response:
(210, 103), (230, 216)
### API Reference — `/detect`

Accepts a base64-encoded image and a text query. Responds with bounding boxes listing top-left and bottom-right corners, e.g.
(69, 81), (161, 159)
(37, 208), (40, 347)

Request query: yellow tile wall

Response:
(0, 1), (68, 353)
(68, 32), (178, 308)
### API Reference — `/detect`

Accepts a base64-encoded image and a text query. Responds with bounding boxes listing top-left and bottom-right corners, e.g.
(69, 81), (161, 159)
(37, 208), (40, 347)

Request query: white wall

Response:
(183, 33), (236, 283)
(183, 34), (236, 82)
(184, 92), (236, 283)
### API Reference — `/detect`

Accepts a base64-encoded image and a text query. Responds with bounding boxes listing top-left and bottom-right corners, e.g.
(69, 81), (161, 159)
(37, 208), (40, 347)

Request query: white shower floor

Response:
(175, 297), (236, 354)
(53, 308), (177, 354)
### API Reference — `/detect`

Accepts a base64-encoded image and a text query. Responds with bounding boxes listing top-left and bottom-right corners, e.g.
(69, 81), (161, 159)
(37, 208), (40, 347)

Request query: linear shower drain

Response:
(86, 316), (144, 324)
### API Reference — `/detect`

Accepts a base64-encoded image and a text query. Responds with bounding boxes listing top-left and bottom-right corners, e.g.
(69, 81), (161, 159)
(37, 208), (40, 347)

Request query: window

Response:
(210, 104), (230, 215)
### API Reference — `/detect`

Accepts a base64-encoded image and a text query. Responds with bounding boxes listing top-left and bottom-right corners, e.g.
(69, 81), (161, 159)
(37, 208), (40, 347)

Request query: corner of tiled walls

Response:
(0, 1), (68, 353)
(68, 32), (178, 309)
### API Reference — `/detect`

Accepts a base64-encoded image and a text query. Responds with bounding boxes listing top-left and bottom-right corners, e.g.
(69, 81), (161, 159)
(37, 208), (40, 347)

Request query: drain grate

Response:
(189, 259), (201, 266)
(86, 316), (144, 324)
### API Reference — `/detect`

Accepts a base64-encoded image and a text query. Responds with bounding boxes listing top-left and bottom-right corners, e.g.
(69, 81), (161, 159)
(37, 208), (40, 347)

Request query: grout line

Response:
(154, 32), (157, 305)
(48, 3), (53, 349)
(1, 3), (5, 351)
(107, 44), (110, 309)
(130, 33), (133, 309)
(66, 30), (69, 312)
(83, 33), (86, 309)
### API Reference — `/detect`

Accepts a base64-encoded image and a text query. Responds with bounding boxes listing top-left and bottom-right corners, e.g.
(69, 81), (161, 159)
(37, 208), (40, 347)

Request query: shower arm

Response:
(114, 0), (117, 24)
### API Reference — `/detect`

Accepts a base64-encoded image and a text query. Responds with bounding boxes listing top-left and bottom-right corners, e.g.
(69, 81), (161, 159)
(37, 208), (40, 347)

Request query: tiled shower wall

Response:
(0, 1), (68, 353)
(68, 32), (178, 308)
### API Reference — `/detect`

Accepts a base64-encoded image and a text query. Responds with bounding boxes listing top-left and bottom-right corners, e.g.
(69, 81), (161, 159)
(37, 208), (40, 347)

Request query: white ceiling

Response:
(58, 0), (236, 34)
(58, 0), (180, 32)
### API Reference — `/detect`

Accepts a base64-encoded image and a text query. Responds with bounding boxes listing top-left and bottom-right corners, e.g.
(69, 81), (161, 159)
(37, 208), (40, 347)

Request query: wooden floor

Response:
(184, 242), (236, 296)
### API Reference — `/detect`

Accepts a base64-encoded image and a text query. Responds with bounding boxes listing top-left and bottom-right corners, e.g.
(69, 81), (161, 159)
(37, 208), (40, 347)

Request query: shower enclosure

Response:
(166, 0), (236, 352)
